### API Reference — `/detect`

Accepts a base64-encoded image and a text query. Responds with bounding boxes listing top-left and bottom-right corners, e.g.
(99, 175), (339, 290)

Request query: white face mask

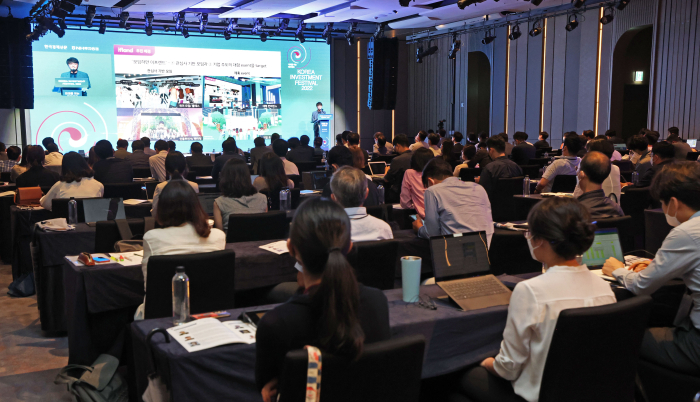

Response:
(664, 199), (681, 227)
(526, 235), (542, 261)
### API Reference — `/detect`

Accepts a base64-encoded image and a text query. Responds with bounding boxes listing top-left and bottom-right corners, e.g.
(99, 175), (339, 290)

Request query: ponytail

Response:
(169, 168), (183, 181)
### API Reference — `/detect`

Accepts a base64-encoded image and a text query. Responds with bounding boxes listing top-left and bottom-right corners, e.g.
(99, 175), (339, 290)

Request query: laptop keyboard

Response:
(442, 277), (509, 300)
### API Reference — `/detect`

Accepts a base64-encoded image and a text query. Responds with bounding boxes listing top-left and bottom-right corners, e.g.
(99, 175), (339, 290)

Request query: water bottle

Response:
(280, 187), (291, 211)
(172, 266), (190, 326)
(631, 171), (639, 185)
(323, 150), (328, 171)
(68, 197), (78, 225)
(523, 176), (530, 197)
(544, 152), (549, 158)
(377, 185), (385, 205)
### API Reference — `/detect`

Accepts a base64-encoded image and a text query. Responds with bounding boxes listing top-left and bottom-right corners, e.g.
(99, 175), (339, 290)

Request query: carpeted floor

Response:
(0, 263), (71, 401)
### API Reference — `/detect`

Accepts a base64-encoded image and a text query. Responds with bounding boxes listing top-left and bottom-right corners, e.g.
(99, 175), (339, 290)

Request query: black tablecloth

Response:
(0, 195), (15, 264)
(11, 206), (52, 280)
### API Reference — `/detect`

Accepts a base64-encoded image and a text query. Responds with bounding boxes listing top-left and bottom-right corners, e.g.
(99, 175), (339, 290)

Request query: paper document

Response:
(590, 269), (617, 282)
(167, 318), (256, 353)
(259, 240), (289, 255)
(122, 199), (149, 205)
(0, 191), (15, 197)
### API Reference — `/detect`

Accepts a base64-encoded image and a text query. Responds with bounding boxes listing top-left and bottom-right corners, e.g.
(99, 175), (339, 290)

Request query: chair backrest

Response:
(458, 167), (482, 182)
(612, 160), (634, 172)
(103, 182), (146, 199)
(197, 192), (220, 216)
(538, 296), (652, 402)
(45, 165), (62, 175)
(295, 161), (318, 173)
(287, 174), (302, 190)
(278, 335), (425, 402)
(1, 171), (10, 182)
(365, 204), (394, 223)
(144, 181), (160, 199)
(535, 147), (553, 158)
(346, 240), (398, 290)
(190, 165), (213, 177)
(51, 197), (102, 222)
(260, 188), (301, 210)
(186, 171), (197, 181)
(528, 157), (550, 168)
(593, 215), (634, 253)
(144, 250), (235, 319)
(132, 167), (151, 179)
(551, 175), (577, 193)
(619, 186), (651, 233)
(519, 164), (541, 179)
(226, 210), (288, 243)
(489, 176), (524, 222)
(370, 154), (397, 163)
(686, 151), (700, 161)
(94, 218), (155, 252)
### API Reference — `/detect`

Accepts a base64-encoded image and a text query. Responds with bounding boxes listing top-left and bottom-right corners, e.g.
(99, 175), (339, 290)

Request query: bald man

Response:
(575, 151), (624, 219)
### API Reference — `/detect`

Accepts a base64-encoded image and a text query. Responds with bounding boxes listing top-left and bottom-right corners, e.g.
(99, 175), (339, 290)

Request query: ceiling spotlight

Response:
(373, 22), (386, 40)
(224, 30), (231, 40)
(565, 14), (579, 31)
(529, 20), (542, 37)
(164, 26), (170, 32)
(296, 21), (305, 43)
(600, 7), (614, 24)
(125, 23), (131, 30)
(573, 0), (585, 8)
(448, 35), (461, 59)
(52, 0), (78, 20)
(182, 26), (189, 38)
(260, 32), (268, 42)
(276, 18), (289, 36)
(617, 0), (630, 10)
(99, 19), (106, 34)
(345, 22), (357, 46)
(199, 13), (208, 34)
(322, 22), (333, 39)
(457, 0), (486, 10)
(119, 12), (129, 28)
(416, 44), (438, 63)
(57, 18), (67, 31)
(38, 16), (65, 38)
(481, 29), (496, 45)
(399, 0), (411, 7)
(175, 12), (185, 31)
(508, 24), (521, 40)
(251, 18), (264, 34)
(326, 35), (332, 45)
(416, 46), (423, 63)
(85, 5), (96, 27)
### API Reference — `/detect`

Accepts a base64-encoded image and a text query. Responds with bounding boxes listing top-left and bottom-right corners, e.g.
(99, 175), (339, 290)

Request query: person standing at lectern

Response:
(54, 57), (91, 94)
(311, 102), (325, 138)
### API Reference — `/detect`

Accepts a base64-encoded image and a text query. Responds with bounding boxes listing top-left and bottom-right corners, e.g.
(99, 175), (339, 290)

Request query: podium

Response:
(54, 78), (88, 96)
(316, 113), (333, 147)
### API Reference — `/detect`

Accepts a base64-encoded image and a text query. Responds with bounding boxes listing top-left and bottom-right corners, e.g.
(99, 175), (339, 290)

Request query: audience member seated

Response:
(441, 140), (459, 169)
(142, 137), (156, 156)
(414, 158), (494, 244)
(477, 136), (523, 195)
(603, 162), (700, 375)
(373, 132), (393, 155)
(272, 139), (299, 175)
(500, 132), (514, 157)
(535, 134), (581, 194)
(299, 135), (317, 160)
(458, 197), (615, 402)
(114, 139), (130, 159)
(185, 141), (213, 169)
(44, 143), (63, 166)
(438, 129), (448, 146)
(92, 140), (133, 184)
(254, 152), (295, 193)
(16, 146), (60, 188)
(633, 141), (675, 189)
(213, 159), (267, 233)
(350, 147), (366, 170)
(10, 146), (29, 182)
(0, 141), (6, 161)
(468, 141), (494, 168)
(645, 131), (660, 150)
(125, 140), (150, 169)
(268, 133), (281, 150)
(534, 131), (550, 149)
(313, 136), (324, 156)
(212, 138), (245, 181)
(256, 197), (391, 402)
(453, 145), (477, 177)
(575, 151), (624, 219)
(286, 137), (314, 163)
(624, 136), (652, 178)
(347, 132), (369, 161)
(511, 131), (536, 165)
(40, 152), (104, 211)
(605, 129), (625, 144)
(409, 130), (429, 152)
(452, 132), (464, 154)
(322, 146), (381, 206)
(401, 148), (433, 219)
(41, 137), (55, 152)
(134, 180), (225, 320)
(167, 140), (176, 153)
(148, 140), (170, 181)
(667, 134), (692, 161)
(382, 134), (412, 204)
(573, 137), (622, 202)
(428, 133), (442, 156)
(151, 152), (199, 217)
(250, 137), (272, 174)
(331, 166), (393, 241)
(1, 145), (21, 174)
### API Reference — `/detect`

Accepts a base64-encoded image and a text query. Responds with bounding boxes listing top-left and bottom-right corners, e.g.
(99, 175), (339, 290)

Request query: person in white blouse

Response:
(134, 180), (226, 319)
(455, 197), (616, 402)
(40, 152), (104, 210)
(151, 151), (199, 217)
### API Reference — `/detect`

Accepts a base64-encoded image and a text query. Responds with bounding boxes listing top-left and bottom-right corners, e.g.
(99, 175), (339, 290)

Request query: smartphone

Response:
(93, 257), (110, 262)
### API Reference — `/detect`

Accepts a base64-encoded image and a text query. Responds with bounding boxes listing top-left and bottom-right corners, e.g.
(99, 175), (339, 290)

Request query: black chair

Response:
(295, 161), (318, 173)
(528, 157), (550, 168)
(144, 250), (236, 319)
(550, 175), (577, 193)
(594, 215), (634, 253)
(286, 174), (302, 189)
(489, 176), (524, 222)
(346, 239), (398, 290)
(519, 164), (541, 179)
(185, 171), (198, 181)
(620, 187), (651, 249)
(686, 151), (700, 161)
(458, 167), (482, 182)
(226, 211), (288, 243)
(197, 192), (220, 216)
(366, 204), (394, 223)
(51, 197), (101, 222)
(260, 188), (302, 210)
(612, 160), (634, 172)
(94, 218), (158, 252)
(132, 167), (151, 179)
(278, 335), (425, 402)
(190, 165), (213, 177)
(301, 170), (332, 190)
(370, 154), (397, 163)
(644, 209), (672, 255)
(637, 358), (700, 402)
(1, 171), (10, 182)
(145, 181), (161, 199)
(536, 296), (652, 402)
(103, 182), (146, 199)
(535, 147), (553, 158)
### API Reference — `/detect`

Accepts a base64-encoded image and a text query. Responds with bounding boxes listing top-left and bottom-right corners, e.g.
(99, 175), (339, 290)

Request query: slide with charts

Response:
(582, 231), (623, 267)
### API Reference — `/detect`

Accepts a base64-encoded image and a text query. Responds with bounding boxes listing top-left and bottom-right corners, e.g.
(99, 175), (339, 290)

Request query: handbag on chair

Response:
(14, 187), (43, 207)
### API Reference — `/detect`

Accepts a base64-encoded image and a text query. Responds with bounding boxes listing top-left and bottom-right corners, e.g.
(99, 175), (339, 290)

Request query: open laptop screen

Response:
(581, 228), (624, 269)
(368, 162), (386, 176)
(687, 139), (697, 148)
(613, 143), (627, 151)
(429, 232), (490, 282)
(83, 198), (126, 223)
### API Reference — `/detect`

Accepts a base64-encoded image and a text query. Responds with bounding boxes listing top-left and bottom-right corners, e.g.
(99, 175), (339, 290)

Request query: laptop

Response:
(429, 232), (512, 311)
(83, 198), (126, 224)
(368, 162), (387, 177)
(197, 193), (219, 216)
(687, 139), (697, 148)
(581, 228), (624, 269)
(613, 143), (627, 151)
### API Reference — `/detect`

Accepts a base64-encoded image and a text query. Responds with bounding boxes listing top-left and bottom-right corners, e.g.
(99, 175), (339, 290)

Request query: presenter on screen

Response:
(311, 102), (325, 138)
(53, 57), (91, 94)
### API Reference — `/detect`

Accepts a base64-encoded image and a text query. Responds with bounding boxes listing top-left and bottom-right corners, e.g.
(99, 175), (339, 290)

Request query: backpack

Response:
(54, 354), (129, 402)
(113, 217), (155, 252)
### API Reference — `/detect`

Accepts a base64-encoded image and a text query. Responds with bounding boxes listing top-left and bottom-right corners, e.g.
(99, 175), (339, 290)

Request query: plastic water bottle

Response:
(172, 266), (190, 326)
(68, 197), (78, 225)
(377, 185), (385, 205)
(631, 171), (639, 185)
(523, 176), (530, 197)
(280, 187), (291, 211)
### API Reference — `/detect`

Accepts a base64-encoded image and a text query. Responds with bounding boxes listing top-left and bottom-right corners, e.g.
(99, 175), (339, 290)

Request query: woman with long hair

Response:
(214, 158), (267, 232)
(40, 152), (104, 210)
(256, 198), (390, 402)
(253, 152), (294, 193)
(15, 145), (60, 188)
(10, 145), (30, 182)
(151, 151), (199, 217)
(441, 139), (458, 168)
(400, 147), (434, 219)
(135, 180), (226, 319)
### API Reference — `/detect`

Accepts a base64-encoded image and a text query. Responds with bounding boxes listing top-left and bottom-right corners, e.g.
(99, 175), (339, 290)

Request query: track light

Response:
(260, 32), (267, 42)
(99, 19), (106, 34)
(144, 12), (153, 35)
(322, 22), (333, 39)
(416, 46), (423, 63)
(199, 13), (208, 34)
(224, 31), (231, 40)
(416, 43), (438, 63)
(296, 21), (305, 43)
(529, 20), (542, 37)
(373, 22), (386, 40)
(565, 14), (579, 31)
(57, 18), (67, 31)
(251, 18), (264, 34)
(482, 29), (496, 45)
(326, 35), (332, 45)
(85, 5), (96, 27)
(617, 0), (630, 10)
(508, 24), (521, 40)
(175, 12), (185, 31)
(182, 26), (189, 38)
(119, 12), (129, 28)
(457, 0), (486, 10)
(276, 18), (289, 36)
(573, 0), (585, 8)
(38, 16), (65, 38)
(448, 35), (461, 59)
(600, 7), (614, 24)
(125, 23), (131, 30)
(345, 22), (357, 46)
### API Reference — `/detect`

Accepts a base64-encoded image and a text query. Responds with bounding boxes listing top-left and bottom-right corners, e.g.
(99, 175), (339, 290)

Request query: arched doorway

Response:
(609, 26), (653, 140)
(467, 52), (491, 135)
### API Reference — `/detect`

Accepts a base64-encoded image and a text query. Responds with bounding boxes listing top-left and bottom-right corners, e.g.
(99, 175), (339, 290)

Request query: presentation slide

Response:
(31, 31), (331, 153)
